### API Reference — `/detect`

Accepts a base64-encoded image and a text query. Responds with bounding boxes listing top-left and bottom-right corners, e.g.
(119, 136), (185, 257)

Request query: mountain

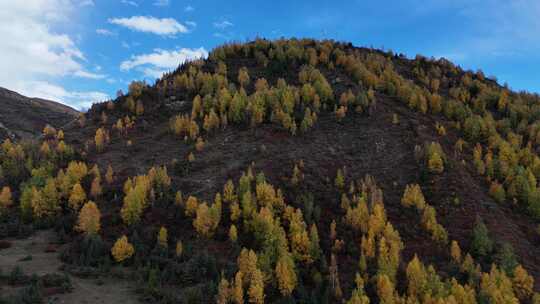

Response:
(2, 39), (540, 303)
(0, 87), (78, 141)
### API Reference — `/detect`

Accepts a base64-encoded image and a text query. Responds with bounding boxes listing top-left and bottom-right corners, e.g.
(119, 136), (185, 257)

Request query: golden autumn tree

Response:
(275, 253), (297, 297)
(406, 255), (427, 299)
(428, 151), (444, 173)
(76, 201), (101, 236)
(232, 271), (244, 304)
(450, 240), (462, 264)
(376, 274), (396, 304)
(175, 240), (183, 258)
(229, 224), (238, 242)
(185, 195), (198, 216)
(238, 67), (250, 88)
(335, 168), (345, 189)
(513, 265), (534, 301)
(95, 127), (106, 152)
(105, 165), (114, 185)
(69, 183), (87, 210)
(111, 235), (135, 262)
(248, 269), (265, 304)
(0, 186), (13, 212)
(157, 226), (168, 248)
(401, 184), (426, 210)
(90, 176), (102, 199)
(217, 276), (231, 304)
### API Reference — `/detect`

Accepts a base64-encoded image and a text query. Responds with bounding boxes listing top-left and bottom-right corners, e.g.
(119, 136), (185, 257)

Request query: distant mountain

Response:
(0, 87), (79, 140)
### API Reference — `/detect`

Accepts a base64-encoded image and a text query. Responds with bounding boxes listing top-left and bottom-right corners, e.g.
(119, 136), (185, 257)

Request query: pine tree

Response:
(69, 183), (87, 210)
(76, 201), (101, 236)
(111, 235), (135, 262)
(471, 218), (493, 257)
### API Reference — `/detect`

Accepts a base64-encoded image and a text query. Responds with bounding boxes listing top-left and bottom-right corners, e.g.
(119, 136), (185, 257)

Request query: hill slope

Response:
(0, 87), (78, 140)
(2, 39), (540, 303)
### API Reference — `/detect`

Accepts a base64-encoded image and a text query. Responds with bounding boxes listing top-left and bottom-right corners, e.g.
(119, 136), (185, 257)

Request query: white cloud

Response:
(213, 20), (233, 29)
(185, 21), (197, 28)
(80, 0), (94, 6)
(184, 5), (194, 12)
(22, 81), (109, 110)
(73, 70), (106, 79)
(120, 47), (208, 78)
(120, 0), (138, 7)
(96, 28), (115, 36)
(109, 16), (189, 35)
(0, 1), (109, 109)
(154, 0), (169, 7)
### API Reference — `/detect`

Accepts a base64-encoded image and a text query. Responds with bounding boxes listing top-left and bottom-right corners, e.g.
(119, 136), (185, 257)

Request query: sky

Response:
(0, 0), (539, 110)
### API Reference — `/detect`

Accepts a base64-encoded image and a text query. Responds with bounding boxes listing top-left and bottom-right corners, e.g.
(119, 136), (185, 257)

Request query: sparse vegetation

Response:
(2, 38), (540, 303)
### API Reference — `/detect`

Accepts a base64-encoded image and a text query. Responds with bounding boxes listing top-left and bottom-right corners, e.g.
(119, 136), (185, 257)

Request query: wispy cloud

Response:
(96, 28), (116, 36)
(184, 5), (194, 12)
(80, 0), (94, 7)
(24, 81), (109, 110)
(0, 1), (108, 109)
(74, 70), (106, 79)
(213, 20), (233, 29)
(109, 16), (189, 36)
(120, 47), (208, 78)
(121, 0), (138, 7)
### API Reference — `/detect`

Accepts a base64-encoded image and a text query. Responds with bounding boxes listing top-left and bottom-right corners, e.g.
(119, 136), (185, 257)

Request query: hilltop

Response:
(1, 38), (540, 303)
(0, 87), (78, 141)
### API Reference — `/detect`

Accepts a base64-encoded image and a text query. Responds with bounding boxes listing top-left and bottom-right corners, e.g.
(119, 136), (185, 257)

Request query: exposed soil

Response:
(0, 86), (78, 141)
(66, 90), (540, 291)
(0, 230), (141, 303)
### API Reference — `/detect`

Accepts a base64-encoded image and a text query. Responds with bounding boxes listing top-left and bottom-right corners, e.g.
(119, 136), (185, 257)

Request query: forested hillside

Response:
(2, 38), (540, 303)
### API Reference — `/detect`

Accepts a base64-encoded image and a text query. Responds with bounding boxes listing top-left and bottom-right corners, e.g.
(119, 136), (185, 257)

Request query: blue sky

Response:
(0, 0), (539, 110)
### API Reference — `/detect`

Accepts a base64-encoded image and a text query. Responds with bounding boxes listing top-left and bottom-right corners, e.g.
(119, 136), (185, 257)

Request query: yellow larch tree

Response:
(76, 201), (101, 236)
(111, 235), (135, 262)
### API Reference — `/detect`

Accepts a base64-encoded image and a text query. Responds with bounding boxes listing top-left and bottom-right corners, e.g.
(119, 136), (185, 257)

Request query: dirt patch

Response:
(0, 230), (141, 304)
